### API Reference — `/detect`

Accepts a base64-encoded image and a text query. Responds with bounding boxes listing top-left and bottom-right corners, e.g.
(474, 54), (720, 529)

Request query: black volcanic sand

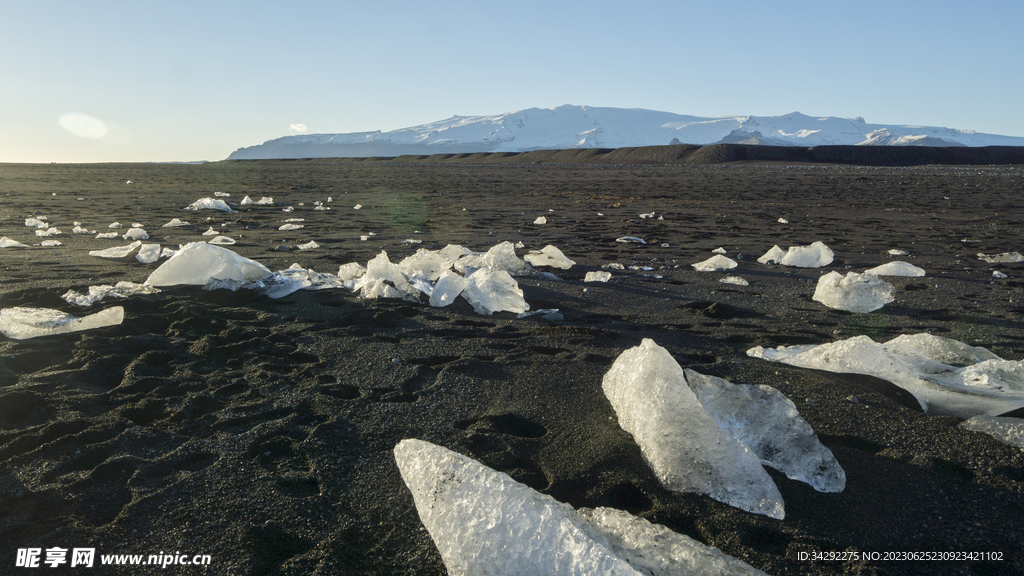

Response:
(1, 159), (1023, 575)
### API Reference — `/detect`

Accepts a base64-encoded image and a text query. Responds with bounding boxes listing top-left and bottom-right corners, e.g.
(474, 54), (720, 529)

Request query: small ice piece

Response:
(684, 369), (845, 492)
(0, 237), (29, 248)
(429, 270), (470, 307)
(719, 276), (749, 286)
(602, 339), (785, 519)
(62, 281), (159, 306)
(993, 271), (1008, 278)
(35, 227), (61, 237)
(256, 197), (274, 205)
(131, 223), (143, 228)
(888, 249), (909, 256)
(145, 242), (271, 287)
(353, 204), (362, 210)
(978, 252), (1024, 263)
(0, 306), (124, 340)
(959, 416), (1024, 450)
(72, 226), (94, 234)
(402, 238), (422, 244)
(136, 243), (161, 264)
(279, 223), (304, 231)
(864, 261), (925, 276)
(89, 241), (142, 259)
(712, 247), (727, 254)
(25, 217), (49, 228)
(813, 271), (894, 313)
(184, 198), (236, 212)
(359, 235), (369, 241)
(757, 245), (787, 265)
(400, 249), (455, 281)
(95, 232), (119, 239)
(616, 236), (646, 244)
(41, 240), (62, 246)
(122, 228), (148, 240)
(780, 241), (834, 268)
(533, 216), (547, 224)
(639, 212), (656, 219)
(585, 271), (612, 282)
(524, 245), (575, 270)
(208, 236), (236, 245)
(461, 268), (529, 315)
(777, 218), (789, 224)
(327, 197), (333, 202)
(692, 255), (738, 272)
(202, 227), (220, 236)
(109, 222), (123, 228)
(214, 191), (230, 197)
(284, 218), (305, 222)
(747, 333), (1024, 417)
(240, 196), (254, 205)
(297, 241), (319, 250)
(394, 439), (768, 576)
(603, 263), (625, 270)
(160, 247), (177, 258)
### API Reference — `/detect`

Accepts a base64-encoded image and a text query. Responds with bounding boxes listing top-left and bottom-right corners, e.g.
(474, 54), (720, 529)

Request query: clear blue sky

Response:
(3, 1), (1021, 163)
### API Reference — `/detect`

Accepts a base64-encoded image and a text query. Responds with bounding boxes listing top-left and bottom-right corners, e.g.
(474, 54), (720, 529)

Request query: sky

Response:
(2, 0), (1022, 163)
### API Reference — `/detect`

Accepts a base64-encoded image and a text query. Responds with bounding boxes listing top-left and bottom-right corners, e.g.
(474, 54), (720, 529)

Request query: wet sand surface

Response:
(1, 159), (1023, 575)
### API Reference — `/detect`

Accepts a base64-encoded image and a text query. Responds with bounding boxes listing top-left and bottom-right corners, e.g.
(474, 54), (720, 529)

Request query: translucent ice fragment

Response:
(747, 334), (1024, 417)
(524, 245), (575, 269)
(25, 217), (48, 228)
(337, 262), (367, 282)
(136, 243), (161, 264)
(453, 241), (537, 277)
(122, 228), (148, 240)
(777, 218), (789, 224)
(208, 236), (236, 245)
(145, 242), (271, 287)
(616, 236), (647, 244)
(184, 198), (235, 212)
(813, 271), (894, 313)
(585, 271), (612, 282)
(72, 226), (94, 234)
(978, 252), (1024, 263)
(399, 249), (455, 281)
(533, 216), (547, 224)
(95, 232), (118, 239)
(719, 276), (749, 286)
(41, 240), (62, 247)
(394, 439), (767, 576)
(993, 271), (1008, 278)
(256, 197), (274, 205)
(352, 204), (362, 210)
(959, 416), (1024, 450)
(0, 306), (124, 340)
(712, 247), (727, 254)
(864, 261), (925, 277)
(692, 255), (738, 272)
(757, 245), (786, 265)
(684, 369), (845, 492)
(108, 222), (123, 228)
(781, 241), (833, 268)
(202, 227), (219, 236)
(0, 237), (29, 248)
(214, 191), (230, 197)
(297, 241), (318, 250)
(429, 270), (469, 307)
(279, 223), (303, 231)
(89, 241), (142, 259)
(361, 251), (420, 301)
(602, 339), (785, 519)
(240, 196), (254, 205)
(888, 249), (909, 256)
(62, 281), (159, 306)
(461, 268), (529, 315)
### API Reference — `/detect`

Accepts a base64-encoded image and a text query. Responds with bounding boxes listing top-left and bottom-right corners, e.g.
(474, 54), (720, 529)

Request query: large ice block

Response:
(460, 268), (530, 315)
(959, 416), (1024, 450)
(684, 369), (845, 493)
(360, 251), (420, 301)
(429, 270), (469, 307)
(523, 245), (575, 270)
(0, 306), (124, 340)
(399, 248), (456, 281)
(812, 271), (894, 313)
(864, 261), (925, 277)
(748, 334), (1024, 417)
(781, 241), (833, 268)
(394, 439), (767, 576)
(602, 339), (785, 519)
(145, 242), (271, 287)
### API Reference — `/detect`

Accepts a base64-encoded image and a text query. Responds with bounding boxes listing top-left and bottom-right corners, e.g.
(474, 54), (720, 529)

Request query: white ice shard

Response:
(719, 276), (749, 286)
(297, 241), (319, 250)
(136, 243), (161, 264)
(122, 227), (148, 240)
(108, 222), (123, 228)
(278, 223), (304, 231)
(208, 236), (236, 245)
(184, 198), (235, 212)
(394, 439), (767, 576)
(524, 245), (575, 269)
(888, 249), (909, 256)
(337, 262), (367, 283)
(25, 217), (48, 228)
(616, 236), (647, 244)
(89, 241), (142, 259)
(712, 247), (727, 254)
(453, 241), (537, 277)
(747, 334), (1024, 418)
(256, 197), (274, 205)
(959, 416), (1024, 450)
(461, 268), (530, 315)
(978, 252), (1024, 263)
(202, 227), (220, 236)
(533, 216), (547, 224)
(864, 261), (925, 277)
(40, 240), (62, 247)
(813, 271), (894, 313)
(692, 255), (738, 272)
(0, 306), (124, 340)
(162, 218), (190, 227)
(780, 241), (833, 268)
(145, 242), (271, 287)
(240, 196), (254, 205)
(72, 226), (94, 234)
(0, 237), (29, 248)
(62, 282), (159, 306)
(602, 339), (785, 519)
(399, 248), (455, 281)
(757, 245), (787, 265)
(95, 232), (118, 239)
(777, 218), (789, 224)
(429, 270), (470, 307)
(585, 271), (612, 282)
(35, 227), (61, 237)
(214, 191), (230, 197)
(684, 369), (845, 493)
(360, 250), (420, 301)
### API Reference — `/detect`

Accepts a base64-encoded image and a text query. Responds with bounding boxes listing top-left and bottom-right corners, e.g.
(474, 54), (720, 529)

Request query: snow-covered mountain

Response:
(227, 105), (1024, 159)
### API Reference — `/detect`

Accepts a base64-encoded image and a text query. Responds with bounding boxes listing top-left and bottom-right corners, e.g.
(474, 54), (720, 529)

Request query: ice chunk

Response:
(523, 245), (575, 270)
(208, 236), (236, 245)
(40, 240), (62, 247)
(692, 255), (738, 272)
(684, 369), (845, 492)
(0, 237), (29, 249)
(603, 263), (625, 270)
(62, 281), (159, 306)
(747, 334), (1024, 417)
(780, 241), (833, 268)
(352, 203), (362, 209)
(337, 262), (366, 282)
(813, 271), (894, 313)
(602, 339), (785, 519)
(777, 218), (789, 224)
(136, 243), (161, 264)
(278, 223), (303, 231)
(214, 191), (229, 197)
(0, 306), (124, 340)
(959, 416), (1024, 450)
(89, 241), (142, 259)
(360, 251), (420, 301)
(145, 242), (271, 287)
(978, 252), (1024, 263)
(616, 236), (647, 244)
(994, 271), (1008, 278)
(394, 439), (767, 576)
(256, 197), (274, 205)
(184, 198), (235, 212)
(585, 271), (612, 282)
(888, 249), (909, 256)
(202, 227), (220, 236)
(122, 228), (148, 240)
(399, 248), (455, 281)
(533, 216), (547, 224)
(461, 268), (529, 315)
(864, 261), (925, 277)
(72, 226), (94, 234)
(453, 241), (537, 277)
(240, 196), (254, 205)
(35, 227), (61, 237)
(297, 241), (318, 250)
(429, 270), (470, 307)
(95, 232), (118, 239)
(719, 276), (749, 286)
(108, 222), (123, 228)
(25, 217), (48, 228)
(757, 245), (787, 265)
(712, 247), (727, 254)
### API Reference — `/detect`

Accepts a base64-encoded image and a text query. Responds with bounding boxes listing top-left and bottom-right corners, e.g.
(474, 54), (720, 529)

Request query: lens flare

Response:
(58, 113), (108, 139)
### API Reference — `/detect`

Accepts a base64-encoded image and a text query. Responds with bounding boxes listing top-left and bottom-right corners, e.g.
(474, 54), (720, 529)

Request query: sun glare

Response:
(58, 113), (108, 139)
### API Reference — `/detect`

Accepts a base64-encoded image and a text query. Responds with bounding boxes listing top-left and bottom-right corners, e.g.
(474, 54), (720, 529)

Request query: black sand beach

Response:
(1, 151), (1023, 575)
